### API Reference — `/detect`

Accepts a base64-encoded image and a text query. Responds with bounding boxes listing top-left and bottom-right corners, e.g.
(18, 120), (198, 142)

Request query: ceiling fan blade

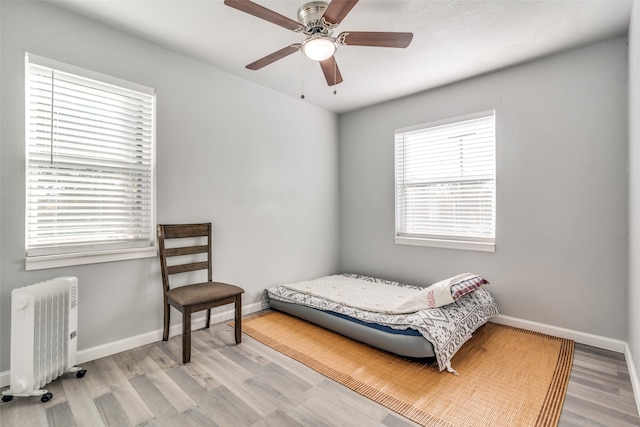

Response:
(246, 44), (301, 70)
(322, 0), (359, 25)
(338, 31), (413, 48)
(224, 0), (303, 31)
(319, 56), (343, 86)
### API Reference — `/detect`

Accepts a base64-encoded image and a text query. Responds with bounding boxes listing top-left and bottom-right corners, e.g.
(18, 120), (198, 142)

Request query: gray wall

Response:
(0, 1), (340, 371)
(0, 0), (634, 379)
(339, 37), (628, 340)
(628, 0), (640, 387)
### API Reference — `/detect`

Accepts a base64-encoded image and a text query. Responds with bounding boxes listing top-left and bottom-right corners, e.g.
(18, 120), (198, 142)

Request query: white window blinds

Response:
(26, 55), (156, 259)
(395, 111), (495, 251)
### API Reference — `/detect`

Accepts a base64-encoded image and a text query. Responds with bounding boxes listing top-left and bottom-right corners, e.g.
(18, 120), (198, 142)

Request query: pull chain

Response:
(333, 57), (337, 95)
(300, 53), (305, 99)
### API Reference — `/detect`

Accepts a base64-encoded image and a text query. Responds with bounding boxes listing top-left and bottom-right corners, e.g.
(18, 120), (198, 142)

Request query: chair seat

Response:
(167, 282), (244, 307)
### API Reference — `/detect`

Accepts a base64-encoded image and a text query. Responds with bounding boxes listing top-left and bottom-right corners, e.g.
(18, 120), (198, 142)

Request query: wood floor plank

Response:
(252, 408), (312, 427)
(571, 362), (623, 382)
(189, 351), (279, 417)
(147, 344), (181, 372)
(560, 392), (640, 427)
(566, 378), (639, 414)
(112, 345), (153, 380)
(219, 346), (266, 375)
(0, 396), (49, 427)
(382, 412), (421, 427)
(221, 340), (274, 369)
(137, 356), (196, 414)
(243, 374), (299, 413)
(190, 333), (246, 369)
(93, 356), (155, 425)
(309, 378), (403, 424)
(81, 360), (111, 399)
(254, 362), (315, 400)
(220, 344), (317, 404)
(93, 392), (132, 426)
(238, 334), (327, 385)
(59, 371), (106, 426)
(279, 403), (339, 427)
(129, 374), (178, 419)
(179, 360), (222, 391)
(198, 384), (261, 426)
(135, 418), (161, 427)
(575, 342), (626, 361)
(163, 365), (214, 405)
(299, 393), (391, 427)
(161, 405), (219, 427)
(190, 328), (227, 353)
(570, 363), (633, 391)
(162, 334), (187, 361)
(188, 347), (254, 385)
(46, 402), (75, 427)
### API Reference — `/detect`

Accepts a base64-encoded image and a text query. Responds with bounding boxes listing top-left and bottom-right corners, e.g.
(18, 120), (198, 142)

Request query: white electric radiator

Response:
(2, 276), (86, 403)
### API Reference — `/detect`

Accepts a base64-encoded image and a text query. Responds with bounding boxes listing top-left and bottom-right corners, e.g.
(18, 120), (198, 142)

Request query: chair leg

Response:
(183, 308), (191, 363)
(163, 302), (170, 341)
(234, 294), (242, 344)
(205, 308), (211, 329)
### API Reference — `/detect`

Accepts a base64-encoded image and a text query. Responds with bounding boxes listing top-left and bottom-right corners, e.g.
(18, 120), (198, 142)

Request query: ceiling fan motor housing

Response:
(298, 1), (334, 36)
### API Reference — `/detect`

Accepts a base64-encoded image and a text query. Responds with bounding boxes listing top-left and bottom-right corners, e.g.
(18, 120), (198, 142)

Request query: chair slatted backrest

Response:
(157, 223), (213, 292)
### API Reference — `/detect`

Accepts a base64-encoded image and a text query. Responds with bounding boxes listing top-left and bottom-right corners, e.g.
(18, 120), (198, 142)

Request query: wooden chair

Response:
(157, 223), (244, 363)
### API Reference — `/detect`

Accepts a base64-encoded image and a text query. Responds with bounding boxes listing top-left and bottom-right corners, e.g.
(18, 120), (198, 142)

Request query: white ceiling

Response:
(45, 0), (632, 114)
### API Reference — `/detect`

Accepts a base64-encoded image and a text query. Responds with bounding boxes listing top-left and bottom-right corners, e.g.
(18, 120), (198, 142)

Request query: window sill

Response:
(26, 247), (158, 271)
(395, 236), (495, 252)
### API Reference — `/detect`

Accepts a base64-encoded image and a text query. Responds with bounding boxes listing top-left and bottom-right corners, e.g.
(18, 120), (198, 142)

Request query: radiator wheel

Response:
(40, 392), (52, 403)
(1, 395), (13, 402)
(76, 369), (87, 378)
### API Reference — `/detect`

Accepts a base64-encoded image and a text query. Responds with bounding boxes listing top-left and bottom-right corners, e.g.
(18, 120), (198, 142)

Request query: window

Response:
(25, 54), (156, 270)
(395, 111), (496, 252)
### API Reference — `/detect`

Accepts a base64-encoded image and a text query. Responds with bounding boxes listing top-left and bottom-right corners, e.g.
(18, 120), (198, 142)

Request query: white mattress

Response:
(281, 275), (418, 313)
(267, 273), (500, 372)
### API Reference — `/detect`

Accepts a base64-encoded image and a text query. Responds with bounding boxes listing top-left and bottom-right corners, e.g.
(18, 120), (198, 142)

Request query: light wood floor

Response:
(1, 315), (639, 427)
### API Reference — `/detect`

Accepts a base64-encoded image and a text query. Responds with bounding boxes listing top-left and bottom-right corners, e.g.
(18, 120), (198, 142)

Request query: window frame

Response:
(394, 110), (496, 252)
(24, 54), (157, 270)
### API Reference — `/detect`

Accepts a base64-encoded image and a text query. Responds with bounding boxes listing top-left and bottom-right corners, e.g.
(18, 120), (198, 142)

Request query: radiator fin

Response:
(3, 277), (80, 399)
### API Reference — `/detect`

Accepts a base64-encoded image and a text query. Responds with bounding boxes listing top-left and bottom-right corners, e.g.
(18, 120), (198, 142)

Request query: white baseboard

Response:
(626, 344), (640, 415)
(0, 302), (262, 388)
(75, 302), (262, 365)
(490, 314), (627, 352)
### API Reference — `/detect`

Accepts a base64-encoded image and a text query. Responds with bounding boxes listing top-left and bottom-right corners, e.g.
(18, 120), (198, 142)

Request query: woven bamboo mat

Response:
(242, 311), (573, 427)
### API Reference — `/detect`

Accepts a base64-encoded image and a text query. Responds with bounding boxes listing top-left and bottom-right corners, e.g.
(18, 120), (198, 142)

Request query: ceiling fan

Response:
(223, 0), (413, 86)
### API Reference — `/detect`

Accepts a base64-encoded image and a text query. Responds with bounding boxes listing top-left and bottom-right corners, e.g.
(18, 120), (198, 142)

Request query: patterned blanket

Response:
(265, 273), (500, 373)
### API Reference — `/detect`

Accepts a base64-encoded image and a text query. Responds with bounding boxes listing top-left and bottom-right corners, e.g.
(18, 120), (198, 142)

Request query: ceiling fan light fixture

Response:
(302, 36), (336, 61)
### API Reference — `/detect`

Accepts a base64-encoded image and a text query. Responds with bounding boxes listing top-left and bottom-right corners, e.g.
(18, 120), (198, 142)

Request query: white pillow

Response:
(394, 273), (481, 311)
